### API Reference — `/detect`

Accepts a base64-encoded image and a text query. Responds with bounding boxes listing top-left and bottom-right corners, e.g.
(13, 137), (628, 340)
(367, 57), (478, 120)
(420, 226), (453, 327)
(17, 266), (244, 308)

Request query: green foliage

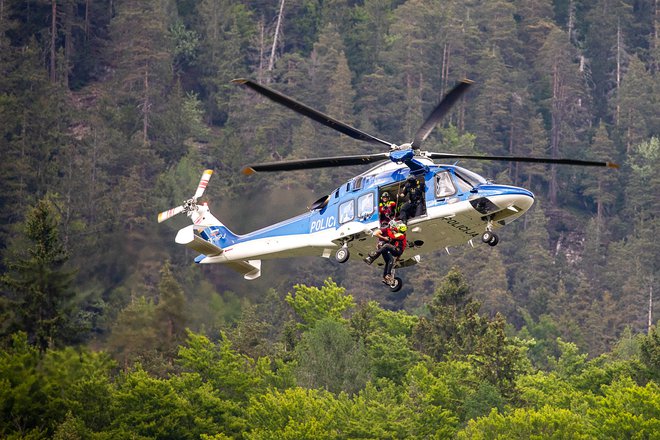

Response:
(588, 377), (660, 439)
(155, 261), (187, 361)
(106, 296), (159, 371)
(106, 367), (198, 439)
(1, 196), (82, 350)
(244, 387), (343, 440)
(177, 330), (265, 401)
(0, 333), (114, 438)
(413, 268), (528, 394)
(640, 324), (660, 380)
(286, 279), (355, 330)
(294, 318), (370, 394)
(350, 301), (420, 383)
(458, 405), (596, 439)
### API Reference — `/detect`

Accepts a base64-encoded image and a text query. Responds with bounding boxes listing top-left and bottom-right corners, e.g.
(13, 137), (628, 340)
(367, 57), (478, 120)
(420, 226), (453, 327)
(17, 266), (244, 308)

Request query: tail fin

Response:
(200, 224), (240, 248)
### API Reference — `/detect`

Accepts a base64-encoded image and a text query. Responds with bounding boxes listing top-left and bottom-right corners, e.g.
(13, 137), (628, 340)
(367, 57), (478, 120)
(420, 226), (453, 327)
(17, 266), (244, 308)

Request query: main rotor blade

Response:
(233, 78), (393, 148)
(426, 152), (619, 168)
(158, 205), (185, 223)
(411, 79), (474, 150)
(193, 169), (213, 201)
(242, 153), (391, 174)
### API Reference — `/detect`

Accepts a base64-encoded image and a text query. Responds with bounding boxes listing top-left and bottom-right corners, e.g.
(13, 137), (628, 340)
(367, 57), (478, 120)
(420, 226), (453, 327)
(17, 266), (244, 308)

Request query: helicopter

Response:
(158, 78), (618, 291)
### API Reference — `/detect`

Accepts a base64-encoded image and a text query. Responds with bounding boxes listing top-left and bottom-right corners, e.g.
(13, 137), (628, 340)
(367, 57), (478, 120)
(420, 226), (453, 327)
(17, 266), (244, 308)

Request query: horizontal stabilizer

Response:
(175, 225), (223, 256)
(226, 260), (262, 280)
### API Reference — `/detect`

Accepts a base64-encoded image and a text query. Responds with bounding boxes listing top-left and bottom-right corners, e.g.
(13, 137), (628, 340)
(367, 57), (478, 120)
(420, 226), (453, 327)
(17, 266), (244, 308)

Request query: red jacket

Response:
(379, 200), (396, 218)
(379, 226), (406, 252)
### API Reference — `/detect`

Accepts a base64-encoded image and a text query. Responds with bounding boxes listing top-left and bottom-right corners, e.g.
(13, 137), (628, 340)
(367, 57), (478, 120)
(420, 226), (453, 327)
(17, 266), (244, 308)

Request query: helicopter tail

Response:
(158, 170), (261, 279)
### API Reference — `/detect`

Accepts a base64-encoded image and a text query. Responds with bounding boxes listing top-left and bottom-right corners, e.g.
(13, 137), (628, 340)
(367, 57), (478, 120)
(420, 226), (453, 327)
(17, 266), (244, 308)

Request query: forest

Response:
(0, 0), (659, 438)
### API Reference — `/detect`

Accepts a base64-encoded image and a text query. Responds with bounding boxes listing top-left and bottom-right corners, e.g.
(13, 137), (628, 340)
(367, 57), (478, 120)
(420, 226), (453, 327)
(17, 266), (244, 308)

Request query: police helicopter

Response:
(158, 78), (618, 291)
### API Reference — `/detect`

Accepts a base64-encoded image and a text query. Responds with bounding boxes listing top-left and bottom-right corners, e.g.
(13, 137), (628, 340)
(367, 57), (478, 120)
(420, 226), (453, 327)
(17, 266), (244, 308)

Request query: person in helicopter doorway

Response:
(363, 220), (407, 284)
(378, 191), (397, 226)
(398, 175), (426, 224)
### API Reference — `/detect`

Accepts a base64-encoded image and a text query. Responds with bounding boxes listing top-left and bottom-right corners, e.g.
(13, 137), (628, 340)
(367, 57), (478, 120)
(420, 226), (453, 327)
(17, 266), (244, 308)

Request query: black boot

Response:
(363, 256), (374, 265)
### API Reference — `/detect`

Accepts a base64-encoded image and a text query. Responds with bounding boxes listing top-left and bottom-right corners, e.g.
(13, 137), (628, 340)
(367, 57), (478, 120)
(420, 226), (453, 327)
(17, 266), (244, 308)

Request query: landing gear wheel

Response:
(335, 247), (350, 263)
(388, 277), (403, 292)
(488, 233), (499, 247)
(481, 231), (494, 243)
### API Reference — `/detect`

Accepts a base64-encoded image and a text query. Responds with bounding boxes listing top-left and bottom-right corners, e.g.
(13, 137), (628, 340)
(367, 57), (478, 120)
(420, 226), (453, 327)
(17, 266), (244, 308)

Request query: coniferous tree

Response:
(1, 196), (80, 350)
(582, 123), (619, 226)
(535, 25), (590, 205)
(513, 0), (555, 55)
(520, 112), (551, 194)
(155, 261), (187, 360)
(344, 0), (395, 77)
(106, 295), (158, 370)
(505, 200), (556, 320)
(193, 0), (254, 124)
(615, 55), (654, 152)
(108, 0), (174, 146)
(583, 0), (635, 123)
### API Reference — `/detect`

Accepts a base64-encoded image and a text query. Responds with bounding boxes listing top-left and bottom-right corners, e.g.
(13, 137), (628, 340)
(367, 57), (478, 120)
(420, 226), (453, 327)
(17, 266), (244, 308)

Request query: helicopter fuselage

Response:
(193, 159), (534, 274)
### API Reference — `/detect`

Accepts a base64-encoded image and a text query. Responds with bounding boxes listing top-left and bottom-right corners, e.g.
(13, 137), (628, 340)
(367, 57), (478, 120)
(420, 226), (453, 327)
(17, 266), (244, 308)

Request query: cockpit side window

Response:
(454, 175), (473, 193)
(454, 167), (487, 187)
(454, 169), (484, 193)
(435, 171), (456, 198)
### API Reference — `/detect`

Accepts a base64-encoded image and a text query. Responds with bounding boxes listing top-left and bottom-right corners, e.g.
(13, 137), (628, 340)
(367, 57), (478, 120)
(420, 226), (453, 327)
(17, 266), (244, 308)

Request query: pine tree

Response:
(615, 55), (654, 152)
(535, 25), (590, 205)
(1, 196), (79, 351)
(582, 123), (619, 226)
(505, 200), (557, 320)
(106, 296), (158, 370)
(108, 0), (174, 145)
(155, 261), (187, 359)
(583, 0), (635, 123)
(344, 0), (395, 77)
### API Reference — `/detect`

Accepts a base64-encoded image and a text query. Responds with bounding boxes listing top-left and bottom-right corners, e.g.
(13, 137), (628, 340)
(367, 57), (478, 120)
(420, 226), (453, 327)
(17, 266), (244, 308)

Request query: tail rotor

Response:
(158, 170), (214, 223)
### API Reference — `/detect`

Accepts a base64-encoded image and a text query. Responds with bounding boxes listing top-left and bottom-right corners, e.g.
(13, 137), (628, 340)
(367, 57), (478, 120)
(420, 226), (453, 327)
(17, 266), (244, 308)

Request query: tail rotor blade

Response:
(193, 169), (213, 201)
(158, 205), (185, 223)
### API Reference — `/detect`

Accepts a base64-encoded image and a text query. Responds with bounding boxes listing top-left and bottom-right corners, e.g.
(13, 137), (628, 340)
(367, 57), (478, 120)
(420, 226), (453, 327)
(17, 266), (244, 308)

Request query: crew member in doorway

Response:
(378, 192), (396, 226)
(364, 220), (407, 284)
(398, 175), (425, 224)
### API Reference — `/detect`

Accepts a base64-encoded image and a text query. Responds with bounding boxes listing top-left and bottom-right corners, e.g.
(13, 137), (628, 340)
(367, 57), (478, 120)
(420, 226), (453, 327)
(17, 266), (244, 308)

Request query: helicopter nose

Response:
(474, 185), (534, 217)
(497, 188), (534, 215)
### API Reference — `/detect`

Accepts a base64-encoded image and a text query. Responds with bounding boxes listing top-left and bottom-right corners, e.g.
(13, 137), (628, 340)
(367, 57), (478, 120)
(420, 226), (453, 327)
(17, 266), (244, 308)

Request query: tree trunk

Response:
(143, 65), (149, 145)
(268, 0), (286, 78)
(615, 21), (621, 125)
(548, 59), (568, 206)
(654, 0), (659, 73)
(50, 0), (57, 83)
(258, 17), (265, 83)
(85, 0), (90, 41)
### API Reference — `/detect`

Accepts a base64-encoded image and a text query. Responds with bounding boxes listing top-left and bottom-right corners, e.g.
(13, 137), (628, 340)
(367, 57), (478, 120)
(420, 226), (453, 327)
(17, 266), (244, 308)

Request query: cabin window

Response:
(357, 193), (374, 218)
(339, 199), (355, 224)
(435, 171), (456, 198)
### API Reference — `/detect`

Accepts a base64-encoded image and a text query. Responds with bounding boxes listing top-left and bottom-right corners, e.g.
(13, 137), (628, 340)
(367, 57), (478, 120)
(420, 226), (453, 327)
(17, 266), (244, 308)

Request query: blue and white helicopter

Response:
(158, 79), (618, 291)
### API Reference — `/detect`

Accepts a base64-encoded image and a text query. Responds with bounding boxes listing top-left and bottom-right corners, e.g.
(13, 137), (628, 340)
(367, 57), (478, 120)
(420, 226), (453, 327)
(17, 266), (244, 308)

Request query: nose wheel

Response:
(481, 230), (499, 247)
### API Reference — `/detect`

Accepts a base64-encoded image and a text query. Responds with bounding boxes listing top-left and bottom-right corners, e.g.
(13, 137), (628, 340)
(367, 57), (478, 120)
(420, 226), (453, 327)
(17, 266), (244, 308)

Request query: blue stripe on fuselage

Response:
(201, 211), (315, 249)
(473, 184), (534, 199)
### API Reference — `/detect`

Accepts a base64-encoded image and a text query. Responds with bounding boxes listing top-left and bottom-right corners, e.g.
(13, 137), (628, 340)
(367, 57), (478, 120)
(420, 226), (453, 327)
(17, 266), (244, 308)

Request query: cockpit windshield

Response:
(453, 166), (487, 188)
